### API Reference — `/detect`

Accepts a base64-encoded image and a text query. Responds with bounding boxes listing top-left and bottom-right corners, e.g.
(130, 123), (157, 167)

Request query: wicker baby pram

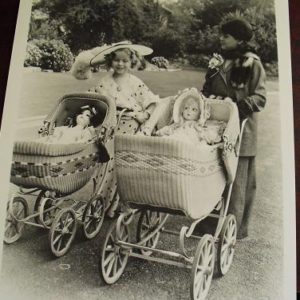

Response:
(98, 95), (244, 300)
(116, 98), (240, 218)
(6, 93), (117, 257)
(11, 93), (116, 195)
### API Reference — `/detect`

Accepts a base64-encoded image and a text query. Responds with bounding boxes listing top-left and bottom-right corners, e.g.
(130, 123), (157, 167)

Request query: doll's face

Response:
(182, 98), (200, 121)
(76, 109), (92, 127)
(220, 33), (241, 51)
(111, 50), (131, 75)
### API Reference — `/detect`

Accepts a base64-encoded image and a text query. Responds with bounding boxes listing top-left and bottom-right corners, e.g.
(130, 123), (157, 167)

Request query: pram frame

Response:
(99, 118), (247, 300)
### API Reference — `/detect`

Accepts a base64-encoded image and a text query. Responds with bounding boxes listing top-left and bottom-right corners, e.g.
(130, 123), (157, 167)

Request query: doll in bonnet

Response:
(155, 88), (226, 146)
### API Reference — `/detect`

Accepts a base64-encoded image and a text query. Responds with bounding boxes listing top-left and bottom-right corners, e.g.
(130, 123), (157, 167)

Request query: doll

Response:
(155, 88), (226, 146)
(38, 105), (97, 144)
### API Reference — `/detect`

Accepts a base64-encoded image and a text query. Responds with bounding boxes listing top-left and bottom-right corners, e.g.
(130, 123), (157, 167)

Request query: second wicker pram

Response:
(98, 94), (244, 300)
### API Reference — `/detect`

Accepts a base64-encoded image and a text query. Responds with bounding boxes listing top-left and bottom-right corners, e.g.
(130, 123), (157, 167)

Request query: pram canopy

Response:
(11, 93), (116, 195)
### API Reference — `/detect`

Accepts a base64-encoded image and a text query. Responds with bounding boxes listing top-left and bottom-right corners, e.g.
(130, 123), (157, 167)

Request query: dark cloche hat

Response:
(221, 18), (253, 42)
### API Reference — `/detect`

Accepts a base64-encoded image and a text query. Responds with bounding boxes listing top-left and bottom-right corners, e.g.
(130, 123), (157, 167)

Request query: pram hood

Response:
(172, 88), (210, 126)
(43, 93), (116, 136)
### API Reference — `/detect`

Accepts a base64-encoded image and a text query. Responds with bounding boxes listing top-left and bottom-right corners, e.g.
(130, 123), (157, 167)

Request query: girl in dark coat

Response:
(202, 18), (267, 239)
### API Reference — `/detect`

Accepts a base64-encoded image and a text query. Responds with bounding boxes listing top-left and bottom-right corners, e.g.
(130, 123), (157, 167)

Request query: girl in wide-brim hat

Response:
(71, 40), (160, 135)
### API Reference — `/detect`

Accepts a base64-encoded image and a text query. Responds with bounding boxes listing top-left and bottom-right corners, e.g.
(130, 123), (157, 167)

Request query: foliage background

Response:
(27, 0), (277, 72)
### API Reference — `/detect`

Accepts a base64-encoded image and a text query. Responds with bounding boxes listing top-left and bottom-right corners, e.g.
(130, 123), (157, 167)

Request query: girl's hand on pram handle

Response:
(135, 111), (150, 124)
(119, 109), (150, 123)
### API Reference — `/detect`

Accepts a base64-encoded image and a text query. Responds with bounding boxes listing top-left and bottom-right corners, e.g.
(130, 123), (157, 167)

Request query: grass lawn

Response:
(18, 69), (278, 118)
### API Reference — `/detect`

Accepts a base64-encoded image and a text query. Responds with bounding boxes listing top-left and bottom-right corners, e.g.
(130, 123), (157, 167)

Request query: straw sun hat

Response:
(71, 41), (153, 80)
(90, 40), (153, 65)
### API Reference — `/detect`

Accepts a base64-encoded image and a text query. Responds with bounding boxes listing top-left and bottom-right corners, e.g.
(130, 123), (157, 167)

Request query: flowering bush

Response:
(24, 42), (43, 67)
(31, 39), (74, 72)
(151, 56), (169, 69)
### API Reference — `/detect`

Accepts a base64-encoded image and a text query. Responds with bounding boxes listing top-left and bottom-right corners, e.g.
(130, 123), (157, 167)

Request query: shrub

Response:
(24, 42), (43, 67)
(150, 28), (183, 59)
(264, 61), (278, 77)
(186, 25), (220, 55)
(188, 54), (211, 68)
(151, 56), (169, 69)
(32, 39), (74, 72)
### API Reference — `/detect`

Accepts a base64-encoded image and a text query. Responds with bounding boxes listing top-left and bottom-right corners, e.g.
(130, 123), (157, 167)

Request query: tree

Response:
(33, 0), (115, 53)
(111, 0), (143, 42)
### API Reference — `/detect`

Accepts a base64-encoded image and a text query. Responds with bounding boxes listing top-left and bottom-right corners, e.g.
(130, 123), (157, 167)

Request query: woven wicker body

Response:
(115, 98), (240, 219)
(10, 93), (116, 197)
(116, 136), (226, 219)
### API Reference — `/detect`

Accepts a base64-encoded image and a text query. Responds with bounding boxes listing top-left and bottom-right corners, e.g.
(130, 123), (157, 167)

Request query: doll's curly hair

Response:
(64, 105), (97, 127)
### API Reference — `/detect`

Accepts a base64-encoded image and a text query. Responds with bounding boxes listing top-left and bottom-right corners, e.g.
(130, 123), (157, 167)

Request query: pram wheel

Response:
(33, 191), (46, 224)
(34, 191), (58, 225)
(190, 234), (215, 300)
(38, 197), (59, 228)
(99, 219), (130, 284)
(216, 214), (237, 276)
(136, 210), (162, 256)
(49, 208), (77, 257)
(82, 196), (105, 239)
(4, 197), (28, 244)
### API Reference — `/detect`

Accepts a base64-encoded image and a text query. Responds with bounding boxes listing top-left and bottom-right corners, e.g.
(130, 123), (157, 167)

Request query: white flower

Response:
(208, 53), (224, 69)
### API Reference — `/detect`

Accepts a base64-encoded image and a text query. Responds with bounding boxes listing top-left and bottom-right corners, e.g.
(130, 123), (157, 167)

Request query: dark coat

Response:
(202, 53), (267, 156)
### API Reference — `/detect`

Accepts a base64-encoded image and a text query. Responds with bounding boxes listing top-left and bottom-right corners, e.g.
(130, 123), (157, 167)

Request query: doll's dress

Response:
(39, 125), (96, 144)
(156, 120), (227, 146)
(90, 73), (159, 135)
(156, 121), (203, 145)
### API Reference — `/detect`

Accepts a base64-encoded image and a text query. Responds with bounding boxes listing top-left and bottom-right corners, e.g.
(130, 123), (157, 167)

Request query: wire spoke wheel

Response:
(216, 214), (237, 276)
(136, 210), (163, 256)
(34, 191), (57, 224)
(33, 191), (46, 224)
(4, 197), (28, 244)
(191, 234), (215, 300)
(99, 220), (130, 284)
(83, 196), (105, 239)
(39, 197), (59, 228)
(49, 208), (77, 257)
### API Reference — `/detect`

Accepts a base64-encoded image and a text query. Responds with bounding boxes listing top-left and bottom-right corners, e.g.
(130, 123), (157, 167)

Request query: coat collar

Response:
(219, 60), (233, 85)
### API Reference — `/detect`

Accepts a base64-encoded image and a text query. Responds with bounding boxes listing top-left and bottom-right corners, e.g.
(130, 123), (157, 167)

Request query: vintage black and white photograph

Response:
(0, 0), (296, 299)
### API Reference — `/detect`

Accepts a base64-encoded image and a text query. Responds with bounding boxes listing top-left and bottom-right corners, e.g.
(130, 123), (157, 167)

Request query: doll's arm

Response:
(155, 125), (174, 136)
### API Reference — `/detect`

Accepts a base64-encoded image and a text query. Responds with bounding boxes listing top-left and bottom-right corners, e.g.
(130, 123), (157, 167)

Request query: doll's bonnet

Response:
(172, 88), (210, 126)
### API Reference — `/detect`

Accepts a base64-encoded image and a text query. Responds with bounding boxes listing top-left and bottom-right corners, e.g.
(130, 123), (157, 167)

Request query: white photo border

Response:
(0, 0), (296, 299)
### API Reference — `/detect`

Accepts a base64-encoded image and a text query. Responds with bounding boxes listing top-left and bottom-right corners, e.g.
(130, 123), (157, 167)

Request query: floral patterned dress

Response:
(89, 73), (160, 134)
